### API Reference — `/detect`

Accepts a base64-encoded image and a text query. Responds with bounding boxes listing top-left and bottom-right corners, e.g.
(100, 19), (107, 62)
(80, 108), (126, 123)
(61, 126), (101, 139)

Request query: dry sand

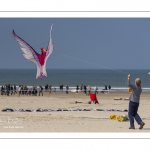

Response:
(0, 91), (150, 132)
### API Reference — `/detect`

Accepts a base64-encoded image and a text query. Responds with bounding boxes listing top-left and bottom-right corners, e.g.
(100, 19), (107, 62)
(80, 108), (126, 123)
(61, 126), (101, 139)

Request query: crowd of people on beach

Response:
(0, 84), (48, 96)
(59, 84), (111, 95)
(1, 84), (17, 96)
(0, 83), (111, 96)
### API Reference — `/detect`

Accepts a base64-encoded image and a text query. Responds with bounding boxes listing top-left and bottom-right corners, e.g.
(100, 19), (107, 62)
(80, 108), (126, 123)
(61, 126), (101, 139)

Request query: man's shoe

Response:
(139, 122), (145, 129)
(129, 126), (135, 129)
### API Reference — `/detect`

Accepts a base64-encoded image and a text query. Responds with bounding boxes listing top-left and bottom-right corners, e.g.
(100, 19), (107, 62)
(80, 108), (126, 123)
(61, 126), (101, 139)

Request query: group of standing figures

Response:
(0, 83), (111, 96)
(1, 84), (17, 96)
(65, 84), (111, 95)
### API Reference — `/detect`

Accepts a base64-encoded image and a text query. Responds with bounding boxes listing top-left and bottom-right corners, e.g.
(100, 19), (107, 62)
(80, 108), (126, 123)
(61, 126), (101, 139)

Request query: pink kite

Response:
(12, 24), (53, 79)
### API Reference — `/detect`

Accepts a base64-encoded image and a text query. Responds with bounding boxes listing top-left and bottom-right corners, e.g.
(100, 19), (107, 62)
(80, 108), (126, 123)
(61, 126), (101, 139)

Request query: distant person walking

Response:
(39, 86), (43, 96)
(127, 74), (145, 129)
(10, 85), (13, 95)
(49, 85), (52, 95)
(84, 85), (87, 95)
(59, 84), (63, 92)
(61, 84), (63, 92)
(94, 86), (98, 94)
(87, 85), (91, 95)
(66, 85), (69, 94)
(45, 84), (48, 92)
(1, 86), (5, 95)
(76, 85), (79, 94)
(59, 84), (61, 92)
(6, 84), (10, 96)
(54, 87), (56, 94)
(14, 84), (17, 94)
(104, 85), (108, 94)
(108, 85), (111, 93)
(18, 85), (21, 97)
(80, 84), (83, 92)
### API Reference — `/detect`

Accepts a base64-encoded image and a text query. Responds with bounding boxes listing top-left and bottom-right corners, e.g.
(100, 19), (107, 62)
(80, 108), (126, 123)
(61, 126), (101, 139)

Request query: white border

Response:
(1, 0), (150, 12)
(1, 138), (150, 150)
(1, 1), (150, 150)
(1, 12), (150, 18)
(0, 133), (150, 138)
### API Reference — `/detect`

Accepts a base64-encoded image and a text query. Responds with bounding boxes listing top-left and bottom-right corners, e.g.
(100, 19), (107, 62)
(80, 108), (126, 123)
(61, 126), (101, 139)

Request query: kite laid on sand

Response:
(12, 24), (54, 79)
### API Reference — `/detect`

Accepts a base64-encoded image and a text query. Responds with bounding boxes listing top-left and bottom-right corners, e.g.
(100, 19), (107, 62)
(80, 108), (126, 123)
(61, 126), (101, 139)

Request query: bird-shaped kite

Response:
(12, 24), (53, 79)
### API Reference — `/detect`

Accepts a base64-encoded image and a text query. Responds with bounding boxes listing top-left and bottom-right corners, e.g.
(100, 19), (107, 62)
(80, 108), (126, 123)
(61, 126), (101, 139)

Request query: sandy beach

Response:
(0, 91), (149, 132)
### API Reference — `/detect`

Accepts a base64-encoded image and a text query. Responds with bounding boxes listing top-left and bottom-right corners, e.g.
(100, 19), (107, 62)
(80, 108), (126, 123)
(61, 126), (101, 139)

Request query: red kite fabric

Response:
(89, 92), (99, 104)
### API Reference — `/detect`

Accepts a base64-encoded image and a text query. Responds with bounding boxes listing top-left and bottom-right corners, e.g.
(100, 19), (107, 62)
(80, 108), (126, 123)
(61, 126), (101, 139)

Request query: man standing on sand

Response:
(39, 86), (43, 96)
(94, 86), (98, 94)
(49, 85), (52, 95)
(18, 85), (21, 97)
(127, 74), (145, 129)
(66, 85), (69, 94)
(87, 85), (91, 95)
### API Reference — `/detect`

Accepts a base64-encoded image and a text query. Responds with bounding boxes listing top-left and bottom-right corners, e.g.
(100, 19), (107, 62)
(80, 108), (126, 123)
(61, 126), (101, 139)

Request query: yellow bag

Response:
(110, 114), (118, 120)
(117, 115), (128, 122)
(110, 114), (128, 122)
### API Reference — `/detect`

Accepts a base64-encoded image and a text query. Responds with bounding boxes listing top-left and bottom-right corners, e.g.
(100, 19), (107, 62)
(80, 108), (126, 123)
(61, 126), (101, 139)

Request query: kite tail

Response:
(40, 72), (44, 79)
(36, 66), (47, 79)
(36, 72), (44, 79)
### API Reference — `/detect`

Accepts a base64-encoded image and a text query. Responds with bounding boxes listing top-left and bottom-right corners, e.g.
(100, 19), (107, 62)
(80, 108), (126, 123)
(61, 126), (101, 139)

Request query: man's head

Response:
(135, 78), (141, 86)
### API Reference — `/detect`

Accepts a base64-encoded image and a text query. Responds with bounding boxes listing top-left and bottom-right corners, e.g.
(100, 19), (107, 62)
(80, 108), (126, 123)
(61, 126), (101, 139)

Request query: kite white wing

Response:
(12, 30), (41, 79)
(43, 24), (54, 77)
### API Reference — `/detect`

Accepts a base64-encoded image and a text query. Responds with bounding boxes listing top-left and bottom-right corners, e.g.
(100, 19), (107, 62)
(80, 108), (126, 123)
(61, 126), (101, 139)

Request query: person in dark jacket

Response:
(14, 84), (17, 94)
(39, 86), (43, 96)
(66, 85), (69, 94)
(127, 74), (145, 129)
(84, 85), (87, 95)
(10, 85), (13, 95)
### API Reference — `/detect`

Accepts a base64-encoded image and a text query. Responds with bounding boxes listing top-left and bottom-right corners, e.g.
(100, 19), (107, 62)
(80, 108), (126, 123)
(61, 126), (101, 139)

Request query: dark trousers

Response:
(128, 101), (142, 127)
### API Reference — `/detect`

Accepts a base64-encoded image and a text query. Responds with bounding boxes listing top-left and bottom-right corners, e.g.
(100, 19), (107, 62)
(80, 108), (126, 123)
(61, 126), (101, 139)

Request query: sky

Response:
(1, 18), (150, 69)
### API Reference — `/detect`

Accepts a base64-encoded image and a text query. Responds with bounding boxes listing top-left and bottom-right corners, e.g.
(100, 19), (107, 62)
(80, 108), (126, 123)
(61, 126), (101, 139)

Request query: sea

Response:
(0, 69), (150, 92)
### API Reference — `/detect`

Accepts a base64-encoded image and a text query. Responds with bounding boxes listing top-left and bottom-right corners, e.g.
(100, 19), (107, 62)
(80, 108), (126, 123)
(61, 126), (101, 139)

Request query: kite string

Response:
(33, 41), (128, 74)
(57, 52), (129, 75)
(58, 52), (129, 90)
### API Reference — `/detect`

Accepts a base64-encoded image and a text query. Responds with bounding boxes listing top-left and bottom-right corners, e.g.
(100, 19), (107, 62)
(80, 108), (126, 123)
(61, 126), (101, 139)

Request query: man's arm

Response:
(127, 74), (136, 89)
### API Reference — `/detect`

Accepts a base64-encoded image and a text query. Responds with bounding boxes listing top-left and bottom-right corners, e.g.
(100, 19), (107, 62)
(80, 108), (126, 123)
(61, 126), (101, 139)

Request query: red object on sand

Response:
(90, 92), (99, 104)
